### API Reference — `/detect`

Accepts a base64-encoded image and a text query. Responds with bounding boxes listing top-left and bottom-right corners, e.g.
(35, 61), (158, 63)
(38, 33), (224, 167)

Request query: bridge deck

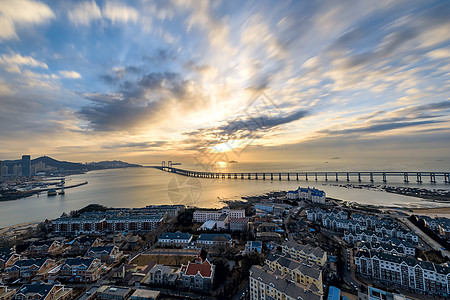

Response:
(151, 166), (450, 183)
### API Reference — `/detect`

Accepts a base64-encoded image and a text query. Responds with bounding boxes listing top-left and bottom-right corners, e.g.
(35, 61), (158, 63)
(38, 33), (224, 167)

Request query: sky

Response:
(0, 0), (449, 167)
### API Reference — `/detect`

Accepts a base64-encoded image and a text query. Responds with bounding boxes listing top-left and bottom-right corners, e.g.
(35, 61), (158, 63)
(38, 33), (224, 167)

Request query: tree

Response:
(213, 258), (230, 289)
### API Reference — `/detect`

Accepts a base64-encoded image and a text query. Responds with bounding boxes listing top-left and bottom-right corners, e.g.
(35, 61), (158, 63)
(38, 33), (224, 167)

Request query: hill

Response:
(2, 156), (141, 172)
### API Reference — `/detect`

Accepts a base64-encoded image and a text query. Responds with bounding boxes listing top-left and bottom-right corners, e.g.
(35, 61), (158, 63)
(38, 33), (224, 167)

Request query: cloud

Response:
(0, 0), (54, 40)
(0, 52), (48, 72)
(102, 141), (167, 149)
(184, 108), (310, 145)
(67, 1), (101, 25)
(79, 72), (208, 131)
(321, 120), (443, 136)
(58, 70), (82, 79)
(68, 1), (138, 26)
(103, 1), (138, 24)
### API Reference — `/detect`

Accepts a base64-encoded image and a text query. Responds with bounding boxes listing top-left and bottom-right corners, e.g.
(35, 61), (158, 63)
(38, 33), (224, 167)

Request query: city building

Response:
(59, 258), (103, 283)
(52, 217), (107, 234)
(14, 282), (72, 300)
(0, 285), (16, 299)
(106, 215), (164, 232)
(158, 232), (193, 246)
(86, 246), (122, 263)
(196, 234), (232, 248)
(230, 218), (249, 231)
(144, 264), (178, 285)
(0, 248), (20, 270)
(97, 285), (132, 300)
(216, 213), (229, 230)
(249, 265), (322, 300)
(66, 236), (103, 254)
(265, 251), (323, 294)
(21, 155), (31, 177)
(130, 289), (161, 300)
(193, 207), (245, 223)
(355, 250), (450, 296)
(6, 258), (55, 281)
(25, 240), (63, 257)
(358, 286), (410, 300)
(281, 241), (327, 267)
(245, 241), (262, 254)
(180, 260), (214, 291)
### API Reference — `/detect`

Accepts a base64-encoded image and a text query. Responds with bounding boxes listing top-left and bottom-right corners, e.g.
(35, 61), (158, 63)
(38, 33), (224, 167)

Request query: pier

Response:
(153, 163), (450, 184)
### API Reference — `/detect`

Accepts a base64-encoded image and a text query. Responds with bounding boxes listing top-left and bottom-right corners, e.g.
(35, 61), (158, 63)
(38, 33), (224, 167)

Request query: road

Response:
(232, 280), (249, 300)
(397, 217), (450, 258)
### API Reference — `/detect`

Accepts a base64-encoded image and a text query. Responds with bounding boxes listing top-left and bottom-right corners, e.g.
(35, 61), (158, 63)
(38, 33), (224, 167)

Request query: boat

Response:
(47, 189), (57, 196)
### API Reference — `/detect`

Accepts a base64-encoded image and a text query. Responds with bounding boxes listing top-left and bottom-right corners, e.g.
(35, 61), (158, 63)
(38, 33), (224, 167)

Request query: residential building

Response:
(6, 258), (55, 281)
(144, 264), (178, 285)
(360, 286), (410, 300)
(298, 187), (326, 204)
(158, 232), (193, 246)
(245, 241), (262, 254)
(86, 246), (122, 263)
(0, 286), (16, 300)
(265, 252), (323, 294)
(180, 260), (214, 291)
(14, 282), (71, 300)
(355, 250), (450, 296)
(130, 289), (160, 300)
(21, 155), (31, 177)
(59, 258), (103, 283)
(196, 234), (232, 248)
(193, 208), (245, 223)
(249, 265), (322, 300)
(230, 218), (249, 231)
(97, 286), (132, 300)
(66, 236), (102, 254)
(106, 215), (164, 232)
(358, 240), (415, 257)
(25, 240), (62, 257)
(0, 248), (19, 270)
(216, 213), (229, 230)
(52, 217), (107, 234)
(281, 241), (327, 267)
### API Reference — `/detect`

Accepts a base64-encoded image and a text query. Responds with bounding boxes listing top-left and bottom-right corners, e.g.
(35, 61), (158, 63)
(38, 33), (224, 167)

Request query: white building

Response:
(355, 250), (450, 296)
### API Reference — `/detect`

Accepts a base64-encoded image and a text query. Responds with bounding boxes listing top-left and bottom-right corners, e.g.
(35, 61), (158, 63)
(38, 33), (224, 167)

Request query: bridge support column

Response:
(445, 173), (449, 184)
(370, 172), (374, 183)
(296, 173), (299, 181)
(241, 173), (244, 179)
(346, 173), (350, 182)
(382, 173), (387, 183)
(305, 173), (308, 181)
(271, 173), (273, 181)
(248, 173), (251, 180)
(287, 173), (290, 181)
(315, 173), (317, 181)
(404, 173), (409, 183)
(335, 172), (339, 181)
(263, 173), (265, 180)
(228, 173), (231, 179)
(234, 173), (237, 179)
(255, 173), (258, 180)
(358, 173), (361, 182)
(430, 173), (436, 183)
(417, 172), (422, 183)
(279, 173), (281, 181)
(325, 173), (328, 181)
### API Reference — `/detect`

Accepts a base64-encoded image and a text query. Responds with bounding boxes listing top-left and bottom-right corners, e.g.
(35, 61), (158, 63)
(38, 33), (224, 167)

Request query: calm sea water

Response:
(1, 164), (449, 228)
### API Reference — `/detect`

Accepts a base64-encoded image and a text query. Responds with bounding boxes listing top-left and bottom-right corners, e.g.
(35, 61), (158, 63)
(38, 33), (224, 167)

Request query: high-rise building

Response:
(22, 155), (31, 177)
(0, 160), (3, 178)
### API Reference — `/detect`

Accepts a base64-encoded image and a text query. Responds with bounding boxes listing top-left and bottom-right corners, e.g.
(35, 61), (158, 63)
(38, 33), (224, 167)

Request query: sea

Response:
(1, 160), (450, 228)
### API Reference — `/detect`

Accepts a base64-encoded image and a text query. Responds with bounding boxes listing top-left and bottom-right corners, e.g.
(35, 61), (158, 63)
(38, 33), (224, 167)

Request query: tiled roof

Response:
(182, 260), (213, 277)
(63, 258), (95, 267)
(13, 258), (48, 268)
(250, 265), (321, 300)
(159, 232), (192, 240)
(197, 233), (231, 242)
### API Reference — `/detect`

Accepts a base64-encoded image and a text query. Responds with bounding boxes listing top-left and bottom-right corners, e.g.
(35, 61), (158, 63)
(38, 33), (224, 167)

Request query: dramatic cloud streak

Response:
(0, 0), (448, 164)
